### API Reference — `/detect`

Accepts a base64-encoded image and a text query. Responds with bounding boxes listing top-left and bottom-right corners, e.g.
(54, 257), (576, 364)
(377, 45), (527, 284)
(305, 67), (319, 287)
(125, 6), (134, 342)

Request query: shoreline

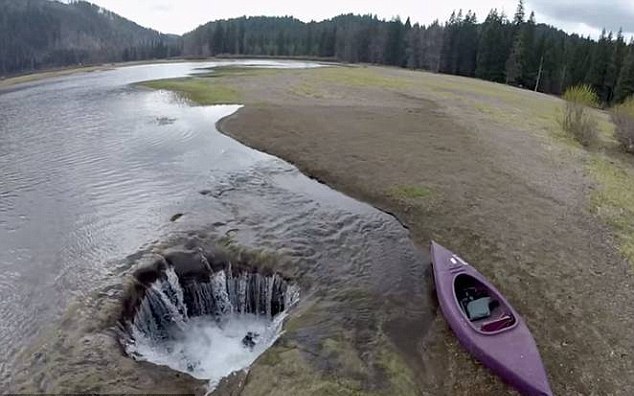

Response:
(0, 56), (340, 90)
(216, 109), (415, 234)
(0, 58), (196, 89)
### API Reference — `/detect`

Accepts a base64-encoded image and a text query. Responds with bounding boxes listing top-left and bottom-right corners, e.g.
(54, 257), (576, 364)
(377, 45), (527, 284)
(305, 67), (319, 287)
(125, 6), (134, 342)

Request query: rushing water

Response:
(123, 263), (298, 386)
(0, 60), (431, 392)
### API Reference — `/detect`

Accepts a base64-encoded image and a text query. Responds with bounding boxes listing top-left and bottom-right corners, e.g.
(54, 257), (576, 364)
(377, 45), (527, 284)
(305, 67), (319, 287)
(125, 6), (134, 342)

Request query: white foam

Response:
(128, 312), (286, 388)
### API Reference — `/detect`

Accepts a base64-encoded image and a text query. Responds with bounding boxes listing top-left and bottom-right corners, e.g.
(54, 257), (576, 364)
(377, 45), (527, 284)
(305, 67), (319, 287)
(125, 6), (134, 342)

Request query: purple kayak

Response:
(430, 241), (552, 396)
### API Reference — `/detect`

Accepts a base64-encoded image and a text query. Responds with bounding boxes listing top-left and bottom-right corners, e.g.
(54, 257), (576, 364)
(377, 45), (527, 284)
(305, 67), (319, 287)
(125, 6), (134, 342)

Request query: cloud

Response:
(89, 0), (519, 35)
(529, 0), (634, 34)
(87, 0), (632, 38)
(151, 2), (173, 13)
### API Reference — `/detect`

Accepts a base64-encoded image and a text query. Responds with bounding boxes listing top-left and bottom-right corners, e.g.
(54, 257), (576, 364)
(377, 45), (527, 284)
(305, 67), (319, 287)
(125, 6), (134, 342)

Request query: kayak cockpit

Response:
(454, 273), (517, 334)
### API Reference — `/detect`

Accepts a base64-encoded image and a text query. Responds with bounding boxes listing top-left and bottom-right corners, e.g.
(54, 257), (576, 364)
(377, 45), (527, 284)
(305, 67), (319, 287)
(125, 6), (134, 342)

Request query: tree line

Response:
(183, 1), (634, 104)
(2, 0), (634, 104)
(0, 0), (181, 76)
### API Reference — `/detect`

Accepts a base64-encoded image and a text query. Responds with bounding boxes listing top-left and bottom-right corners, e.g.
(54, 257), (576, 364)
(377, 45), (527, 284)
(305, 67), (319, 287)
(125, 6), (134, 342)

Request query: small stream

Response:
(0, 61), (431, 392)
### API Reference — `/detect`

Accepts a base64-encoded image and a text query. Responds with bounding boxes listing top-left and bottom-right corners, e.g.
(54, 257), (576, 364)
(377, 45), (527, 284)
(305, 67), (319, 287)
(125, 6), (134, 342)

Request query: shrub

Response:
(611, 97), (634, 153)
(561, 85), (599, 146)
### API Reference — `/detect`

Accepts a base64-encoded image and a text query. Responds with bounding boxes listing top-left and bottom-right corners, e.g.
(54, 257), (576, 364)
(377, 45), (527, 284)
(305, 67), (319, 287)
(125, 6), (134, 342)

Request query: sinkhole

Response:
(118, 245), (299, 387)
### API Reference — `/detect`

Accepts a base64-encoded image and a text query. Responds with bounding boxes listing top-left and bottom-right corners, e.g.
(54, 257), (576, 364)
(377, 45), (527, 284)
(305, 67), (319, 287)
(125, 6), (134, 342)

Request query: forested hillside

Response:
(183, 1), (634, 103)
(0, 0), (181, 75)
(3, 0), (634, 103)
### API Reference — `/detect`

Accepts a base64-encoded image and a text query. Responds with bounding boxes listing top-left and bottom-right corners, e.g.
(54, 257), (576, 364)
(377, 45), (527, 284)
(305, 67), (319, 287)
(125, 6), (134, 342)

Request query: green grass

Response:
(315, 67), (408, 89)
(588, 155), (634, 264)
(388, 185), (433, 200)
(412, 70), (543, 103)
(140, 77), (241, 105)
(291, 82), (325, 98)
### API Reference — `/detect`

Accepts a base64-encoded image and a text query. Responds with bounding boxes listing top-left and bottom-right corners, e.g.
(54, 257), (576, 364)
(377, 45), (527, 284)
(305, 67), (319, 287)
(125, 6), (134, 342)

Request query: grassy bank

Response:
(0, 65), (113, 88)
(140, 77), (241, 105)
(142, 65), (634, 266)
(589, 154), (634, 262)
(138, 67), (283, 105)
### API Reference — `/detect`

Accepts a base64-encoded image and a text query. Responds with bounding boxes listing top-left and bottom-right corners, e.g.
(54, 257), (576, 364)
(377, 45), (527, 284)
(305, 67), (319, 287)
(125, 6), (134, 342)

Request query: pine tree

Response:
(522, 12), (537, 87)
(586, 29), (612, 103)
(512, 0), (525, 26)
(421, 20), (444, 72)
(211, 24), (225, 55)
(385, 17), (406, 66)
(456, 11), (478, 77)
(440, 10), (462, 74)
(537, 36), (565, 94)
(615, 42), (634, 103)
(505, 1), (526, 84)
(606, 29), (627, 103)
(405, 23), (421, 69)
(476, 10), (508, 82)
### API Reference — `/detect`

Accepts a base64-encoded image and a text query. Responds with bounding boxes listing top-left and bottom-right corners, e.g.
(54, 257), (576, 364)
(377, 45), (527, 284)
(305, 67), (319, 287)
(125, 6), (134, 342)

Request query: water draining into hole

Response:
(119, 249), (299, 387)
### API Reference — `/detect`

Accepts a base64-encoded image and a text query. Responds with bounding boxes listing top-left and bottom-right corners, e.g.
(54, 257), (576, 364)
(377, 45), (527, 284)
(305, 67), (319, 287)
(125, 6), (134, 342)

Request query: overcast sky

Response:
(84, 0), (634, 39)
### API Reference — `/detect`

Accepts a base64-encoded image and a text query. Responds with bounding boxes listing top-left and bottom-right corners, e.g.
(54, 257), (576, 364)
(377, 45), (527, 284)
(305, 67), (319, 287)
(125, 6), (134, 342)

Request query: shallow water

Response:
(0, 60), (431, 391)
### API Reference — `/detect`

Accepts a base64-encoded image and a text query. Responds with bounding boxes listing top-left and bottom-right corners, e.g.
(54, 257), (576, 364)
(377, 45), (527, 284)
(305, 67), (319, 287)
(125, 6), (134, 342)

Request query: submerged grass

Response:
(247, 334), (418, 396)
(140, 77), (241, 105)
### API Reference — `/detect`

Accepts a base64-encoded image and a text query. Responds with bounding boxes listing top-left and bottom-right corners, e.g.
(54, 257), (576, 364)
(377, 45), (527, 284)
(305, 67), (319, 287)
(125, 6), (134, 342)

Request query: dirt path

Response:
(209, 66), (634, 395)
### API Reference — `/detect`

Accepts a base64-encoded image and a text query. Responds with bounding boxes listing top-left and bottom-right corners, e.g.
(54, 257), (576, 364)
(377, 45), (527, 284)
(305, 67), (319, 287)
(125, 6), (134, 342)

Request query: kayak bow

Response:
(430, 241), (552, 396)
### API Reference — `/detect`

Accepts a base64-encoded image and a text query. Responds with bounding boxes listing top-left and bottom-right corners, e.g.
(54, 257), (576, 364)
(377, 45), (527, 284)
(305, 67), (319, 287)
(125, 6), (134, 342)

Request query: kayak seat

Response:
(480, 315), (516, 332)
(466, 297), (492, 321)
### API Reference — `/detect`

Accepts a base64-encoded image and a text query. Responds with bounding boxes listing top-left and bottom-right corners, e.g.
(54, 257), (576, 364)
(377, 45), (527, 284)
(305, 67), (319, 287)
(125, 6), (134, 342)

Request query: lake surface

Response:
(0, 60), (429, 391)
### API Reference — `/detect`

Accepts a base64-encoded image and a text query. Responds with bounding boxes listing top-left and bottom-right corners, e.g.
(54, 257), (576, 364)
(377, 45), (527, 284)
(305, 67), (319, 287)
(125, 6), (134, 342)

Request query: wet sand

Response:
(211, 66), (634, 395)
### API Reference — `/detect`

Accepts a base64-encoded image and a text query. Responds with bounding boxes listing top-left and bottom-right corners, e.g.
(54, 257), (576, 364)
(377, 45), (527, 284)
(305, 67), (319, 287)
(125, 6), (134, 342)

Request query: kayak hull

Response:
(430, 241), (552, 396)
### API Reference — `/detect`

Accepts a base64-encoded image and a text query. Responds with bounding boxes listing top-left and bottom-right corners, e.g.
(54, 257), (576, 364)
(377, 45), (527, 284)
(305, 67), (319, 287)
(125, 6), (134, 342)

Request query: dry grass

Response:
(363, 68), (634, 266)
(387, 70), (633, 265)
(314, 66), (408, 89)
(589, 155), (634, 263)
(611, 98), (634, 153)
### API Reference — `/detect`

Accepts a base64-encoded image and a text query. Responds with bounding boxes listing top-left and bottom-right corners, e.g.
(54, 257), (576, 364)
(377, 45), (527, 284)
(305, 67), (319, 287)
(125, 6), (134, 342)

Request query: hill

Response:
(0, 0), (180, 75)
(2, 0), (633, 104)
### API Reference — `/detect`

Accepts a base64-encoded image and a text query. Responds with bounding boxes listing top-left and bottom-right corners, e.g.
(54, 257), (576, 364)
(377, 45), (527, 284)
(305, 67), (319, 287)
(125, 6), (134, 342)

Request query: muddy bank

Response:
(212, 66), (634, 394)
